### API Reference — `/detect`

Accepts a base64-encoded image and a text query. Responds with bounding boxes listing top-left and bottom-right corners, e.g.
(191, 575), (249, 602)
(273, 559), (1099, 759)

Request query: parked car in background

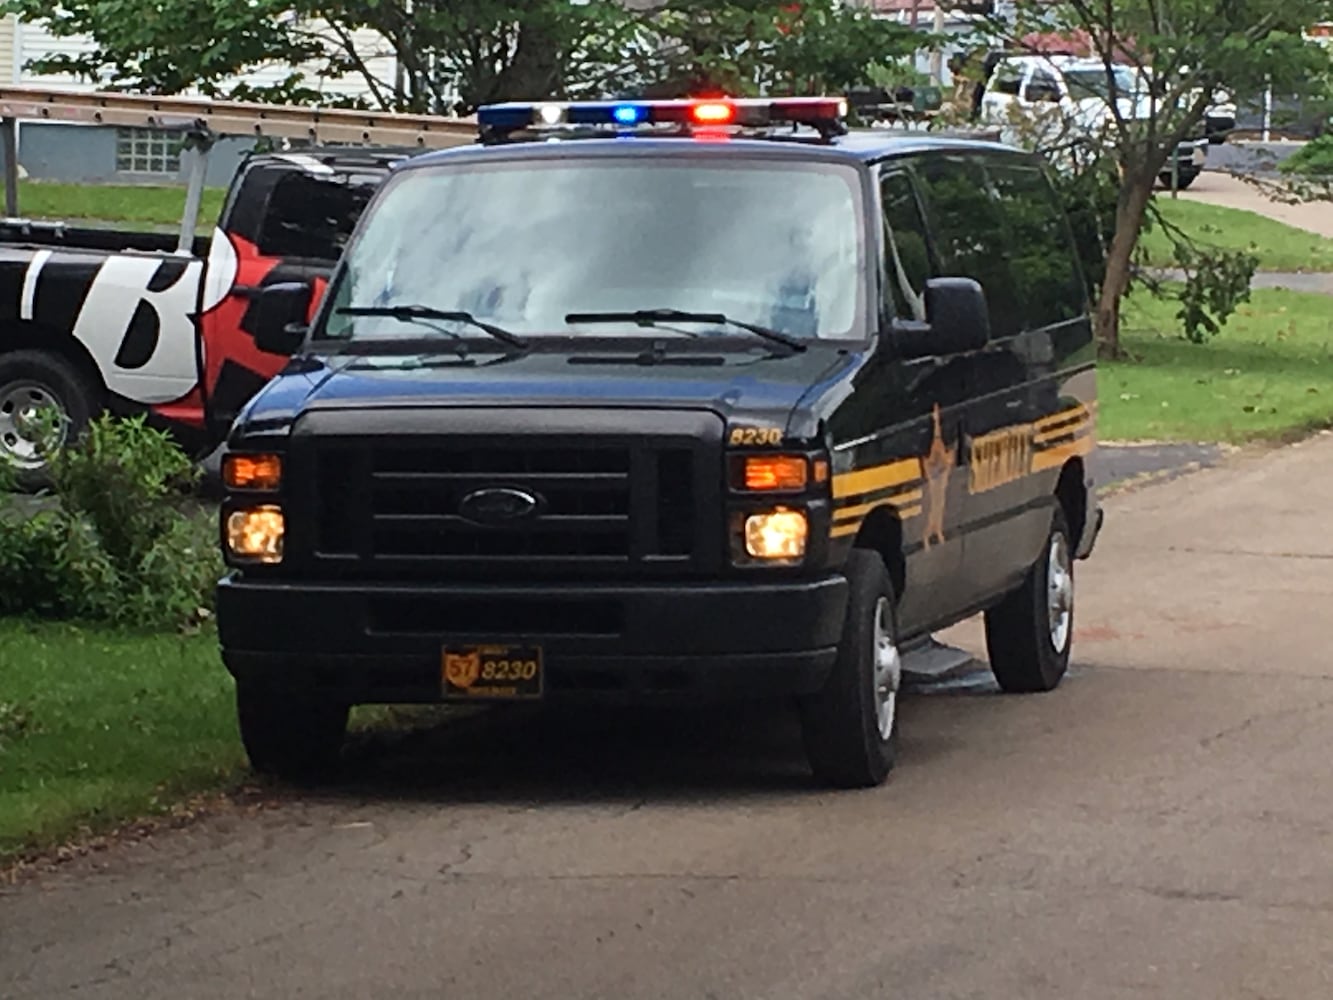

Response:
(977, 54), (1227, 190)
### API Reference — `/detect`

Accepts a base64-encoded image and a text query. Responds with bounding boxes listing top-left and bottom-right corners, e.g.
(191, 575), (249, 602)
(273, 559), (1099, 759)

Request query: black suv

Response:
(218, 97), (1102, 789)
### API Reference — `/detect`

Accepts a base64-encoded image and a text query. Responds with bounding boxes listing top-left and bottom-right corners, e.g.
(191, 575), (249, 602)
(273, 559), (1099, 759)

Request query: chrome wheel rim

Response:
(0, 381), (65, 470)
(1047, 532), (1073, 654)
(872, 596), (902, 741)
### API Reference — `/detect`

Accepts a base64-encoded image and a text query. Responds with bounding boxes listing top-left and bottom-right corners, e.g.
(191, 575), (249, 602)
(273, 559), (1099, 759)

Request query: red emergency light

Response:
(477, 97), (848, 139)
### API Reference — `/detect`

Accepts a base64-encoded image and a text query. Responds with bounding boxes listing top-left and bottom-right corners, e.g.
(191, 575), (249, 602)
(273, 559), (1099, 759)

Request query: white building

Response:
(0, 14), (413, 182)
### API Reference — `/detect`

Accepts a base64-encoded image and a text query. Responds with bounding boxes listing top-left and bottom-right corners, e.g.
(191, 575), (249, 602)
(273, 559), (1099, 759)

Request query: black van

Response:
(216, 97), (1102, 789)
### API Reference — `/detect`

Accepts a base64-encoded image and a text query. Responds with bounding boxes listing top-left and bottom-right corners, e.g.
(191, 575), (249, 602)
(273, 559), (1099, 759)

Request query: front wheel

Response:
(984, 507), (1074, 693)
(799, 549), (901, 788)
(236, 681), (349, 783)
(0, 349), (101, 491)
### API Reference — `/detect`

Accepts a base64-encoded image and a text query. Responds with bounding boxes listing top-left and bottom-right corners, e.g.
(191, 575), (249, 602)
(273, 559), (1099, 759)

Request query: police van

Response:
(216, 97), (1103, 789)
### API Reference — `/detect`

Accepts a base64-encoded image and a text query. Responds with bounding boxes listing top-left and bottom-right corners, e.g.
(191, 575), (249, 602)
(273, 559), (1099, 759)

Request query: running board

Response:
(900, 636), (980, 681)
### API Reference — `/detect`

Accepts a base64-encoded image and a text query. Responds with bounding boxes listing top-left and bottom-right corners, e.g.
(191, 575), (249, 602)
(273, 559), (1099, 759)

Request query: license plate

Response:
(441, 644), (543, 700)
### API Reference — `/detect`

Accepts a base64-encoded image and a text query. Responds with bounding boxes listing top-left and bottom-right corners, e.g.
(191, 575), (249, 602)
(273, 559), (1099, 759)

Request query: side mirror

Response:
(888, 277), (990, 360)
(925, 277), (991, 352)
(253, 282), (312, 356)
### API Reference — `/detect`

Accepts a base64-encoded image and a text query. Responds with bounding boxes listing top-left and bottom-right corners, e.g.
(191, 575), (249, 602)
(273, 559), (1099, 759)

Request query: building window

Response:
(115, 128), (181, 175)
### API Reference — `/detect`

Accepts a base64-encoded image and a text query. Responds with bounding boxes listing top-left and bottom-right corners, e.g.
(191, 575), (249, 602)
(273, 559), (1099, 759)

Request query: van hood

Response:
(230, 343), (860, 443)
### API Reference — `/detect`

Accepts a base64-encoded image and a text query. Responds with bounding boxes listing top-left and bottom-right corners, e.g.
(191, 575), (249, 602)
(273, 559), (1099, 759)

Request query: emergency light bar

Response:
(476, 97), (849, 141)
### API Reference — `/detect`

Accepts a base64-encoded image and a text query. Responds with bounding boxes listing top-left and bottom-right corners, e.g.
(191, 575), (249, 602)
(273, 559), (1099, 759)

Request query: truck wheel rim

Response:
(0, 381), (65, 470)
(873, 596), (901, 741)
(1047, 533), (1073, 654)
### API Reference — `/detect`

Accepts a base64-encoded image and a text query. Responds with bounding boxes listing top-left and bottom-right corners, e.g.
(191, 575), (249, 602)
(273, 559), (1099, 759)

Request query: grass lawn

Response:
(0, 621), (243, 863)
(1139, 197), (1333, 273)
(1101, 286), (1333, 442)
(15, 180), (225, 228)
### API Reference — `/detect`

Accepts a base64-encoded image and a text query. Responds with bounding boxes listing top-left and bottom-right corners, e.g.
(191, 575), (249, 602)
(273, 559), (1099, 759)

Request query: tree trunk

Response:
(1095, 173), (1155, 358)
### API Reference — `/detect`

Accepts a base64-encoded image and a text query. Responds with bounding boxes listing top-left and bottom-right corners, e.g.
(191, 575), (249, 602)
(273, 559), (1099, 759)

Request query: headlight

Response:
(223, 453), (282, 491)
(744, 508), (808, 559)
(226, 506), (285, 563)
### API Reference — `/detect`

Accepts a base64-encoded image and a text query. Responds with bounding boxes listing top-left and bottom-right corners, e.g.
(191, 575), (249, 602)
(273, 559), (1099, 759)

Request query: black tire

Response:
(1159, 170), (1198, 191)
(0, 349), (101, 492)
(236, 680), (349, 782)
(799, 549), (901, 789)
(984, 507), (1074, 694)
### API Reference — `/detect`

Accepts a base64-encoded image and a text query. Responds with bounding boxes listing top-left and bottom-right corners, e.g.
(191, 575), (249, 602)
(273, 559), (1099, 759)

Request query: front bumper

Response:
(218, 575), (848, 703)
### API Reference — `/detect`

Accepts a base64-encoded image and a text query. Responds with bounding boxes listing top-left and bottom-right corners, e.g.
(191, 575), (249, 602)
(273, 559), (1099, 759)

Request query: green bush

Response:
(1280, 134), (1333, 177)
(0, 415), (221, 630)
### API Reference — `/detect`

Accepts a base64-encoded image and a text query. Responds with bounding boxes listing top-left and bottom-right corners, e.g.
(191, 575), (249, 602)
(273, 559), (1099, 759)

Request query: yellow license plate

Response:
(441, 644), (543, 700)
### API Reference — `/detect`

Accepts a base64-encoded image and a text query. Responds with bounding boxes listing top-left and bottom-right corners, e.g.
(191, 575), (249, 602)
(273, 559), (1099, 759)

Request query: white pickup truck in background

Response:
(978, 54), (1235, 190)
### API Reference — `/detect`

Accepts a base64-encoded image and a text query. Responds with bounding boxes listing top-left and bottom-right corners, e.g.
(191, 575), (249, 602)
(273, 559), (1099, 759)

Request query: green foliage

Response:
(0, 622), (241, 862)
(1166, 242), (1259, 344)
(970, 0), (1333, 353)
(1138, 197), (1333, 273)
(1104, 286), (1333, 442)
(1281, 133), (1333, 178)
(4, 0), (916, 113)
(633, 0), (918, 98)
(0, 415), (220, 630)
(1, 0), (325, 101)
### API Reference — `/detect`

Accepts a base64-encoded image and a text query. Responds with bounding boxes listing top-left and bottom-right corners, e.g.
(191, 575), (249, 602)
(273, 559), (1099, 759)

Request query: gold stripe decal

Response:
(828, 401), (1094, 542)
(831, 458), (921, 500)
(833, 491), (925, 522)
(1031, 435), (1095, 471)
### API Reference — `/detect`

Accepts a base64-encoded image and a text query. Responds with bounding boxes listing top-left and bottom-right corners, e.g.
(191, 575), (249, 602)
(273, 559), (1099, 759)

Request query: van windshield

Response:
(318, 157), (867, 343)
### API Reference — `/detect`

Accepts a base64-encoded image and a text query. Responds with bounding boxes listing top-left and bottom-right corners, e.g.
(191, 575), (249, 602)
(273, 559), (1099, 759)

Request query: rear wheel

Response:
(0, 350), (101, 491)
(236, 680), (349, 783)
(799, 549), (901, 788)
(984, 507), (1074, 693)
(1159, 169), (1198, 191)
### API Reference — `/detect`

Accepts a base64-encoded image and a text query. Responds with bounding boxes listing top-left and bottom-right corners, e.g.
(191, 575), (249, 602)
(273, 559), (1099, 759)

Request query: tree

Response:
(292, 0), (643, 113)
(3, 0), (641, 113)
(628, 0), (919, 98)
(3, 0), (324, 102)
(972, 0), (1333, 356)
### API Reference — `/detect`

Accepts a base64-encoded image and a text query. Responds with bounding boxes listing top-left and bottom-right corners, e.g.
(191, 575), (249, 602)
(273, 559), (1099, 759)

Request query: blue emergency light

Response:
(476, 97), (849, 140)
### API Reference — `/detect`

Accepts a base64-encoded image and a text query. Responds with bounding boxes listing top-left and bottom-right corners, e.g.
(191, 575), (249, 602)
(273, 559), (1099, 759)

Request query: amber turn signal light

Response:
(741, 455), (808, 491)
(223, 453), (282, 490)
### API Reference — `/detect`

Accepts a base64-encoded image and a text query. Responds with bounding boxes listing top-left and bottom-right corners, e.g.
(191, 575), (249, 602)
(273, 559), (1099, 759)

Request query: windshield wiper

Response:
(565, 308), (807, 353)
(337, 305), (530, 353)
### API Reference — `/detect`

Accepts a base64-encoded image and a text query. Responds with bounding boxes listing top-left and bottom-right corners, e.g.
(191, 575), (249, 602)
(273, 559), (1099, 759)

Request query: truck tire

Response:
(983, 507), (1073, 693)
(236, 680), (349, 782)
(799, 549), (901, 788)
(1159, 169), (1198, 191)
(0, 349), (101, 492)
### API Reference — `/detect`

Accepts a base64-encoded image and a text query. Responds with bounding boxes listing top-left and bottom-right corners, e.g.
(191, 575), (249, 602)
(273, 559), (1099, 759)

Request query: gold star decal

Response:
(921, 404), (956, 548)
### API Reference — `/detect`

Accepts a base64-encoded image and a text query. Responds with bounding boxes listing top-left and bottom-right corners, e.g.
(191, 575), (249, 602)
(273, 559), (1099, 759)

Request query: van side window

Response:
(914, 155), (1022, 340)
(984, 161), (1086, 328)
(880, 171), (933, 322)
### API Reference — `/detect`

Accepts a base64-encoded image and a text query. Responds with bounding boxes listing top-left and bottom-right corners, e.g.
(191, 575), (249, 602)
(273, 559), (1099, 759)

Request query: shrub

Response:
(0, 415), (221, 630)
(1280, 134), (1333, 178)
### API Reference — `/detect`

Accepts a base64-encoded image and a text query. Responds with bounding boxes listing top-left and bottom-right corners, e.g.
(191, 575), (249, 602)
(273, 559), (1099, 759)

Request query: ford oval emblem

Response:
(457, 486), (543, 525)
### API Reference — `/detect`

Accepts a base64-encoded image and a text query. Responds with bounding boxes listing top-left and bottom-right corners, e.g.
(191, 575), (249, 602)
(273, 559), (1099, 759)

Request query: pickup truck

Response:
(978, 54), (1230, 190)
(0, 146), (425, 488)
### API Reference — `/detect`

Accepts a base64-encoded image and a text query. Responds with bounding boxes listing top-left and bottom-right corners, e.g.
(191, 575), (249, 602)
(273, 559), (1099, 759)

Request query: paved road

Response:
(5, 434), (1333, 999)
